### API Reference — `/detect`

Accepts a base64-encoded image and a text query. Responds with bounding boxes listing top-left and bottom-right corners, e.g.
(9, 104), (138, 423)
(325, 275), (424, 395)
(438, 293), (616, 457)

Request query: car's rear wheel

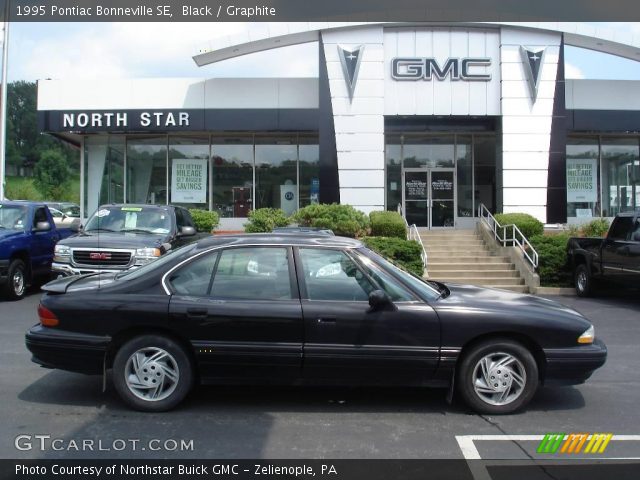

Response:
(3, 259), (27, 300)
(112, 335), (193, 412)
(457, 339), (538, 414)
(574, 264), (593, 297)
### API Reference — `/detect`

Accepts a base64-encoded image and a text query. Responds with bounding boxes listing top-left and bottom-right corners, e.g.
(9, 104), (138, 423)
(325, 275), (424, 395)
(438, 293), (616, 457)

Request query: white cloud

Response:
(564, 62), (585, 79)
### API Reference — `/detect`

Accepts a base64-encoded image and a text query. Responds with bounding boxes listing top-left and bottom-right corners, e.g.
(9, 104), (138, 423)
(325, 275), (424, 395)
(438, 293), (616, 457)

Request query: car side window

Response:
(354, 252), (416, 302)
(33, 207), (48, 227)
(210, 247), (293, 300)
(175, 208), (185, 229)
(299, 248), (375, 301)
(609, 217), (633, 241)
(168, 251), (219, 296)
(181, 208), (195, 228)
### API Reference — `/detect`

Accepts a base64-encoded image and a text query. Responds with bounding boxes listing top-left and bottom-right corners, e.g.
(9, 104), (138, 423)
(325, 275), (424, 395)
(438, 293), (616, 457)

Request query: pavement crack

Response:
(478, 415), (561, 480)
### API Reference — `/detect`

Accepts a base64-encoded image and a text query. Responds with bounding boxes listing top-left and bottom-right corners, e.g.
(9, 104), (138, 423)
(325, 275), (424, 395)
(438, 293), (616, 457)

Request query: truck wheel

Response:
(456, 338), (538, 414)
(3, 259), (28, 300)
(112, 334), (194, 412)
(574, 264), (592, 297)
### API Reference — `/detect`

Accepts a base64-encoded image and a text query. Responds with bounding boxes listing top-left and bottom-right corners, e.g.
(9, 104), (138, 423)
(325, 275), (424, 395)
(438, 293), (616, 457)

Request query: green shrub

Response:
(244, 208), (290, 233)
(581, 218), (610, 237)
(369, 210), (407, 239)
(531, 233), (571, 287)
(292, 203), (369, 238)
(361, 236), (424, 277)
(5, 178), (42, 201)
(494, 212), (544, 239)
(188, 209), (220, 233)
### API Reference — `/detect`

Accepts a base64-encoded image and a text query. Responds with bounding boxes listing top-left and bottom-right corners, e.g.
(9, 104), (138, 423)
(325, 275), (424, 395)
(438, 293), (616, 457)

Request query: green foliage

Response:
(5, 176), (42, 201)
(369, 210), (407, 239)
(361, 236), (424, 277)
(292, 203), (369, 238)
(244, 208), (290, 233)
(189, 209), (220, 233)
(581, 218), (611, 237)
(531, 233), (571, 287)
(33, 149), (70, 200)
(494, 212), (544, 239)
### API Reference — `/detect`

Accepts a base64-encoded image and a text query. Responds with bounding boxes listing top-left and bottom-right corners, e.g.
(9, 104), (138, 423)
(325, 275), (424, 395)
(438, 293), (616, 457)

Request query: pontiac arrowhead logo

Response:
(338, 45), (364, 101)
(520, 46), (546, 102)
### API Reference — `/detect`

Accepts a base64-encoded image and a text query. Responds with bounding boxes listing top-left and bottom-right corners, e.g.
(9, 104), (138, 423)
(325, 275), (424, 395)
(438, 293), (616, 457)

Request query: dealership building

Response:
(37, 22), (640, 229)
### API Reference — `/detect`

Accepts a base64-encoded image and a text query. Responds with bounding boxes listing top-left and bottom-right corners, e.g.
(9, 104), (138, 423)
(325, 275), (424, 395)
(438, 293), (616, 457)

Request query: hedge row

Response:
(361, 236), (424, 277)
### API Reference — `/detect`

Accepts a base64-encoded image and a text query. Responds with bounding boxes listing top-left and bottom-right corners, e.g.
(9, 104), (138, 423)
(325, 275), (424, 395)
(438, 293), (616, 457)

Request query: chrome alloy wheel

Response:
(12, 269), (25, 297)
(124, 347), (180, 402)
(472, 352), (527, 406)
(577, 270), (588, 292)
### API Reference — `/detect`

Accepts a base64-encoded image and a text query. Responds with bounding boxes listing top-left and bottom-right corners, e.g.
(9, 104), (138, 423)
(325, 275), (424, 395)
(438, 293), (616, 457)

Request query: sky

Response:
(6, 22), (640, 82)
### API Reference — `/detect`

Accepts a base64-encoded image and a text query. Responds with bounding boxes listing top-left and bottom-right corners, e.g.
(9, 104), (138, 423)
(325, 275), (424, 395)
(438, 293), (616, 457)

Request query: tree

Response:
(33, 149), (69, 199)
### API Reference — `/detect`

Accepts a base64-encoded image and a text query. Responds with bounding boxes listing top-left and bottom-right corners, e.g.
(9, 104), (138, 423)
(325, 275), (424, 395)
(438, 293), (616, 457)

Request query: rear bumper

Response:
(543, 338), (607, 385)
(25, 324), (110, 374)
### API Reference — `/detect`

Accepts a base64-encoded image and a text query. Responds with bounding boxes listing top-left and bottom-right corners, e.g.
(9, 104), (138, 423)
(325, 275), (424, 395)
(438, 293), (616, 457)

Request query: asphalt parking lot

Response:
(1, 288), (639, 459)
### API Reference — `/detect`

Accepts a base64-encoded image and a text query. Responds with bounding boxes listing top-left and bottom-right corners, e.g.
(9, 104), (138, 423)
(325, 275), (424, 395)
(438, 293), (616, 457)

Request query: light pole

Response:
(0, 1), (9, 200)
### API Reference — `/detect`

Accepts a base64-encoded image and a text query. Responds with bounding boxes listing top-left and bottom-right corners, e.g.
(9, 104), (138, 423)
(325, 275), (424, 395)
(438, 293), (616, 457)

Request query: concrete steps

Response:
(419, 229), (529, 293)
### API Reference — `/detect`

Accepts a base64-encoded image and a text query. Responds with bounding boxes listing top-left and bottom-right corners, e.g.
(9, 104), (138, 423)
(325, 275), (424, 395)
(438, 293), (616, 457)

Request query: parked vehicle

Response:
(52, 204), (200, 276)
(0, 201), (75, 300)
(48, 207), (82, 232)
(567, 211), (640, 296)
(26, 234), (606, 413)
(44, 202), (80, 218)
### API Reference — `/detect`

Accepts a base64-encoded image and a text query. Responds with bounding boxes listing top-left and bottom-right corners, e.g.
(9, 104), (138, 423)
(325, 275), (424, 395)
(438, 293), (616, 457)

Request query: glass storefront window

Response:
(402, 135), (455, 169)
(299, 136), (320, 208)
(168, 136), (210, 210)
(473, 135), (498, 214)
(601, 138), (640, 217)
(126, 136), (168, 205)
(566, 137), (600, 218)
(211, 136), (254, 218)
(255, 136), (298, 215)
(83, 136), (124, 217)
(456, 135), (473, 218)
(385, 135), (402, 212)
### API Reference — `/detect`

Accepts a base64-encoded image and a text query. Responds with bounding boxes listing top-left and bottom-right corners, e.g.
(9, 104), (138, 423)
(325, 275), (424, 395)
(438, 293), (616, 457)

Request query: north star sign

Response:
(391, 57), (492, 81)
(62, 111), (191, 128)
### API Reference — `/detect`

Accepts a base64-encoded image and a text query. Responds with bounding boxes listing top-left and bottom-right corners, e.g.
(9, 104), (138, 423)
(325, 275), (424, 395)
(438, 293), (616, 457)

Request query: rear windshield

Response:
(85, 206), (172, 234)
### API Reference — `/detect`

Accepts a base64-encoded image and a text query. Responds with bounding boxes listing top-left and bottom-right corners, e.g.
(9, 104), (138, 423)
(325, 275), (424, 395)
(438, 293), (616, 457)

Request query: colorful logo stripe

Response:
(537, 433), (613, 454)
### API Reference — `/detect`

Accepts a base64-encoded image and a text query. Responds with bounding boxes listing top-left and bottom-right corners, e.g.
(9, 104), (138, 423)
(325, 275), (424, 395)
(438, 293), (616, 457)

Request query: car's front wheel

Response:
(112, 335), (194, 412)
(457, 339), (538, 414)
(3, 259), (28, 300)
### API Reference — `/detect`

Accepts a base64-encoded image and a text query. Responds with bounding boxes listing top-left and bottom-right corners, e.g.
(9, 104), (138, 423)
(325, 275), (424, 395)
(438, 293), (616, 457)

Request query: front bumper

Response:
(543, 338), (607, 385)
(25, 324), (111, 374)
(52, 262), (132, 277)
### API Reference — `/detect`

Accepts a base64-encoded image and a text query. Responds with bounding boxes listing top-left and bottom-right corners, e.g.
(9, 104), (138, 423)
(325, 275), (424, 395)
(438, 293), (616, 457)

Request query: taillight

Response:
(38, 304), (59, 327)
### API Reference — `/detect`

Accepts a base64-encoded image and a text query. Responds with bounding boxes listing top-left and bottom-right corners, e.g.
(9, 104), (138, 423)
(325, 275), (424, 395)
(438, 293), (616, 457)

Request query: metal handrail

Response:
(398, 203), (428, 271)
(477, 203), (539, 269)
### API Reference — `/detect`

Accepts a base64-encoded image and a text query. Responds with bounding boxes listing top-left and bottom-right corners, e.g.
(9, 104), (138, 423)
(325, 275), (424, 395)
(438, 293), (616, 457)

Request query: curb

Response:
(534, 287), (576, 296)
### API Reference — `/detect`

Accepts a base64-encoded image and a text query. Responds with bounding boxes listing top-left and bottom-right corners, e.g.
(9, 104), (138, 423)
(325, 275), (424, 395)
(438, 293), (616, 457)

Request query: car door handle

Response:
(317, 317), (337, 324)
(186, 308), (208, 318)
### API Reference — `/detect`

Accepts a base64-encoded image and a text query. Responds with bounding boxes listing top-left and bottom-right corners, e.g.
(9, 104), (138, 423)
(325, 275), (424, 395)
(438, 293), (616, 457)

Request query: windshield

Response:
(357, 247), (442, 301)
(115, 243), (197, 281)
(0, 205), (29, 231)
(85, 206), (172, 234)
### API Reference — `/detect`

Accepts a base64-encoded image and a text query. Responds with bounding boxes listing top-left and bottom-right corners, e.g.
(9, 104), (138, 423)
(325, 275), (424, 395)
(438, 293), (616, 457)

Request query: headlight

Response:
(578, 325), (595, 344)
(53, 245), (71, 263)
(134, 247), (161, 265)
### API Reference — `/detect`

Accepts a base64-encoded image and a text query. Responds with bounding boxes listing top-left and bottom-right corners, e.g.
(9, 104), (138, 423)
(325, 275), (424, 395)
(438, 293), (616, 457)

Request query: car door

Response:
(601, 216), (634, 283)
(295, 247), (440, 385)
(30, 207), (59, 275)
(167, 246), (303, 382)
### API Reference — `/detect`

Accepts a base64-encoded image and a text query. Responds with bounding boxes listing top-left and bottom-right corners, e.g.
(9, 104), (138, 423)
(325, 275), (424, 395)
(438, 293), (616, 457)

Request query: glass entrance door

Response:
(402, 168), (456, 229)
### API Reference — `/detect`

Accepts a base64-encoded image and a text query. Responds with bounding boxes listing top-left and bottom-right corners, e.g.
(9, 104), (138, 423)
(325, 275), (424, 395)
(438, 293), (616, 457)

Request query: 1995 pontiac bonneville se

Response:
(25, 234), (606, 413)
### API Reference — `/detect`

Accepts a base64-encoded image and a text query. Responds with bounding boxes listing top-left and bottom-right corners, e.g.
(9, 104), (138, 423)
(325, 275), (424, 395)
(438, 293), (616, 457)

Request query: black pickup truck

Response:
(567, 211), (640, 296)
(52, 204), (203, 276)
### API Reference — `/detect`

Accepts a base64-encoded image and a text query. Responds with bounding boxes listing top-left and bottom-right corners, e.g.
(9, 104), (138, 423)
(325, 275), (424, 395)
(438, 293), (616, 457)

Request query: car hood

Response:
(58, 231), (168, 249)
(43, 272), (118, 293)
(435, 283), (591, 329)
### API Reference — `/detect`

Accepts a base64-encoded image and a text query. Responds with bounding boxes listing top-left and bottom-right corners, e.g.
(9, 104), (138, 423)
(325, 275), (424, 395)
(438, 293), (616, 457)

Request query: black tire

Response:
(456, 338), (538, 414)
(3, 259), (28, 301)
(574, 264), (593, 297)
(112, 335), (194, 412)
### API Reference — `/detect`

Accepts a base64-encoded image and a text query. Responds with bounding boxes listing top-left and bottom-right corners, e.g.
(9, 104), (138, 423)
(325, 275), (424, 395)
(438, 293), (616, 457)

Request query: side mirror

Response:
(368, 289), (394, 311)
(34, 221), (51, 232)
(179, 226), (196, 237)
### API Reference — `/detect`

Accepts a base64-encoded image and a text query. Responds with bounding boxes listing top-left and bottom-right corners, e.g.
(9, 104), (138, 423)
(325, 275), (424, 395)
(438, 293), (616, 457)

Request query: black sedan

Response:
(25, 234), (606, 413)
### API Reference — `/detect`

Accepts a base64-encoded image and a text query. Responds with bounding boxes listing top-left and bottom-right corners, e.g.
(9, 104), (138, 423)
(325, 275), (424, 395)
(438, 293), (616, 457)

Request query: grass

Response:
(5, 175), (80, 203)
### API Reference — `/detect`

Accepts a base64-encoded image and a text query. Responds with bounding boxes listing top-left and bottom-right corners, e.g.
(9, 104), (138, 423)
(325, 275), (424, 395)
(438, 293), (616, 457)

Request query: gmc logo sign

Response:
(89, 252), (111, 260)
(391, 57), (492, 81)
